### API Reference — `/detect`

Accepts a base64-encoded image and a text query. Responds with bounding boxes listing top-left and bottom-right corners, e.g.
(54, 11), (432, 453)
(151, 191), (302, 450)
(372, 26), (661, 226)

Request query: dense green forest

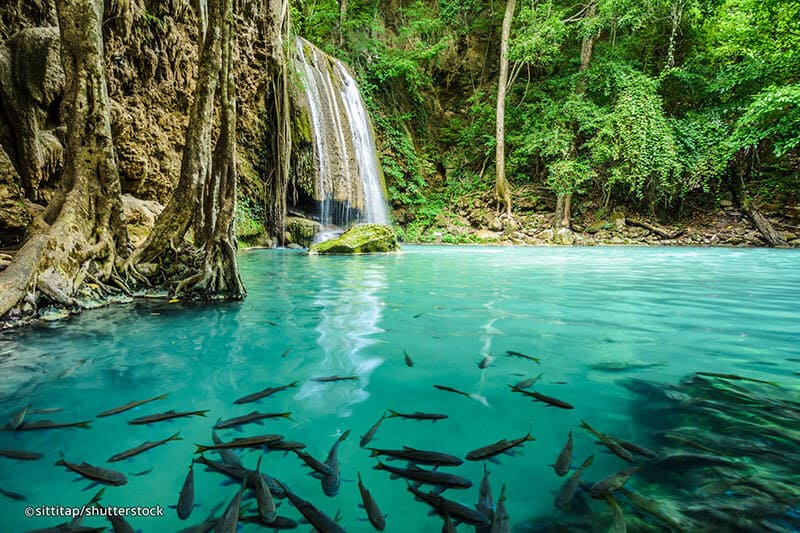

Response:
(293, 0), (799, 242)
(0, 0), (798, 320)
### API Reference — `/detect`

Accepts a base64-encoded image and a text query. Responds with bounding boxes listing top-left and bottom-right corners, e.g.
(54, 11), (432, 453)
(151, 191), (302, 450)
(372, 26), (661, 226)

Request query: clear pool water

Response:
(1, 246), (798, 531)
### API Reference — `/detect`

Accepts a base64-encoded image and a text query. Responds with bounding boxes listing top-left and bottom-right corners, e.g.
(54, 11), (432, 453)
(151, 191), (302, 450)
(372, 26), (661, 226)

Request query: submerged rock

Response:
(309, 224), (399, 254)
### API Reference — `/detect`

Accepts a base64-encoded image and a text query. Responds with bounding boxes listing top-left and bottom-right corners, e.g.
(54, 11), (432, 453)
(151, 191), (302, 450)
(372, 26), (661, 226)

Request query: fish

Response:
(386, 410), (448, 421)
(130, 467), (153, 476)
(404, 350), (414, 367)
(441, 503), (456, 533)
(213, 411), (291, 430)
(195, 434), (284, 454)
(212, 430), (242, 466)
(28, 489), (107, 533)
(55, 457), (127, 486)
(193, 456), (285, 499)
(588, 465), (640, 499)
(310, 375), (360, 382)
(509, 386), (574, 409)
(321, 430), (350, 497)
(505, 350), (541, 364)
(579, 420), (634, 462)
(616, 487), (686, 530)
(96, 393), (170, 417)
(554, 454), (594, 509)
(605, 494), (626, 533)
(7, 405), (28, 429)
(695, 371), (780, 388)
(490, 483), (510, 533)
(177, 462), (196, 520)
(616, 439), (658, 459)
(368, 446), (463, 467)
(554, 430), (573, 476)
(360, 412), (387, 447)
(13, 418), (93, 430)
(465, 431), (535, 462)
(513, 374), (542, 389)
(238, 514), (298, 529)
(434, 384), (490, 407)
(214, 483), (245, 533)
(478, 355), (493, 369)
(357, 472), (386, 531)
(107, 431), (182, 462)
(590, 361), (667, 372)
(406, 483), (490, 526)
(374, 462), (473, 489)
(294, 450), (334, 476)
(267, 440), (307, 452)
(0, 487), (26, 501)
(250, 456), (277, 523)
(128, 409), (208, 425)
(233, 381), (298, 404)
(0, 448), (43, 460)
(476, 464), (494, 533)
(280, 347), (292, 358)
(274, 480), (345, 533)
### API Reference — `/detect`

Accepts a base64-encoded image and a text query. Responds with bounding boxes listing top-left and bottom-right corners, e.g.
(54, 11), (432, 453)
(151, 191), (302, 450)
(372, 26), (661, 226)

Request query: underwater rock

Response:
(286, 216), (321, 247)
(309, 224), (399, 254)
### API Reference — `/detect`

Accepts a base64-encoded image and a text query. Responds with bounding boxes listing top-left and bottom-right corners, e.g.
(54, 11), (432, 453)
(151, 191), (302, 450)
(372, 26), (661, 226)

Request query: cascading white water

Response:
(296, 38), (389, 230)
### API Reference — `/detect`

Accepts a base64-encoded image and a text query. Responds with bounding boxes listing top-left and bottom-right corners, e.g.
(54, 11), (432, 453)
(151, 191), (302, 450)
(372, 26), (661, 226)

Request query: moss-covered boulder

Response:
(309, 224), (399, 254)
(286, 216), (321, 247)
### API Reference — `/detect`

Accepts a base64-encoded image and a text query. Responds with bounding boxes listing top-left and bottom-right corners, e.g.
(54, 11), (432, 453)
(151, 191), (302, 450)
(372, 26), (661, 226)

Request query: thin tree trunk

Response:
(555, 0), (596, 229)
(494, 0), (515, 217)
(0, 0), (127, 319)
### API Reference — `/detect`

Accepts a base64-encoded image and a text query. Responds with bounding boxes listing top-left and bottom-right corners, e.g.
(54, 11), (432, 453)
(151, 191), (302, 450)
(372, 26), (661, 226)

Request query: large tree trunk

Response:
(178, 0), (245, 297)
(124, 0), (245, 298)
(554, 0), (596, 230)
(0, 0), (128, 320)
(494, 0), (515, 217)
(263, 0), (292, 245)
(126, 0), (224, 267)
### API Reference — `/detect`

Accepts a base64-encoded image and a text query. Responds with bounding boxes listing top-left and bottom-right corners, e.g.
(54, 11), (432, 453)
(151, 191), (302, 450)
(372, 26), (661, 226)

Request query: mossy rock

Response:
(286, 216), (321, 247)
(309, 224), (399, 255)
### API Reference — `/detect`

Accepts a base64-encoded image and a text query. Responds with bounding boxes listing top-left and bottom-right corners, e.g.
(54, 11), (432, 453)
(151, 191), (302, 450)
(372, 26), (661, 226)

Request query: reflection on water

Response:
(296, 259), (386, 416)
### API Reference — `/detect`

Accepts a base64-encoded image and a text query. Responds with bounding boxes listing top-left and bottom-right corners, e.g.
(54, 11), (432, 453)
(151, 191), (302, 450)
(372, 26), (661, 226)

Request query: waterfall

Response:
(295, 38), (389, 230)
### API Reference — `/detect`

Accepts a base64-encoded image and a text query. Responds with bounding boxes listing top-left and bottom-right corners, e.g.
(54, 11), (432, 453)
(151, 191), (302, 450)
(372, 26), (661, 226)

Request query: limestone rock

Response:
(286, 243), (303, 249)
(286, 216), (321, 247)
(553, 228), (575, 245)
(309, 224), (399, 254)
(538, 228), (555, 241)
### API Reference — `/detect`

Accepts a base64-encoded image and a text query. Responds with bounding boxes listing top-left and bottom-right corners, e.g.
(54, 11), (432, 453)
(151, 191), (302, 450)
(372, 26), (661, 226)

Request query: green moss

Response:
(309, 224), (399, 254)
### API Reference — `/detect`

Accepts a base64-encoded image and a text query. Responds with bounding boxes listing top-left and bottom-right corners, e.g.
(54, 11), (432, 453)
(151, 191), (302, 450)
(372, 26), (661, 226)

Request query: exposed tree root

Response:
(627, 217), (685, 239)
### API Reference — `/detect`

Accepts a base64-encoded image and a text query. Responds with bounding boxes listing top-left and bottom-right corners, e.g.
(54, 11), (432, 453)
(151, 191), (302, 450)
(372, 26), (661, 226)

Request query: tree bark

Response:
(728, 151), (786, 247)
(0, 0), (128, 319)
(126, 0), (224, 265)
(494, 0), (515, 217)
(555, 0), (596, 229)
(263, 0), (292, 244)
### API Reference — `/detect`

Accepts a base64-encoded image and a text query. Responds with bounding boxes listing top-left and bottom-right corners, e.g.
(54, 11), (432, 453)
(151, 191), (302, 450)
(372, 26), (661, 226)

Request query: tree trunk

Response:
(494, 0), (515, 217)
(126, 0), (224, 265)
(555, 0), (596, 230)
(0, 0), (128, 319)
(263, 0), (292, 244)
(177, 0), (245, 298)
(728, 150), (786, 247)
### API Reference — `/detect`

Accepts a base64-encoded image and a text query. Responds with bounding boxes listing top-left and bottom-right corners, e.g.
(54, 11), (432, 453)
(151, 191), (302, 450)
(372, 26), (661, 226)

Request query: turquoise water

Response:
(1, 245), (799, 531)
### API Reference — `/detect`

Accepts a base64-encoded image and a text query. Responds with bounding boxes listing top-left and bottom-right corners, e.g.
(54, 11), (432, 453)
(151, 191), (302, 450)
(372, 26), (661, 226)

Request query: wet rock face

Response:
(285, 216), (321, 247)
(309, 223), (399, 254)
